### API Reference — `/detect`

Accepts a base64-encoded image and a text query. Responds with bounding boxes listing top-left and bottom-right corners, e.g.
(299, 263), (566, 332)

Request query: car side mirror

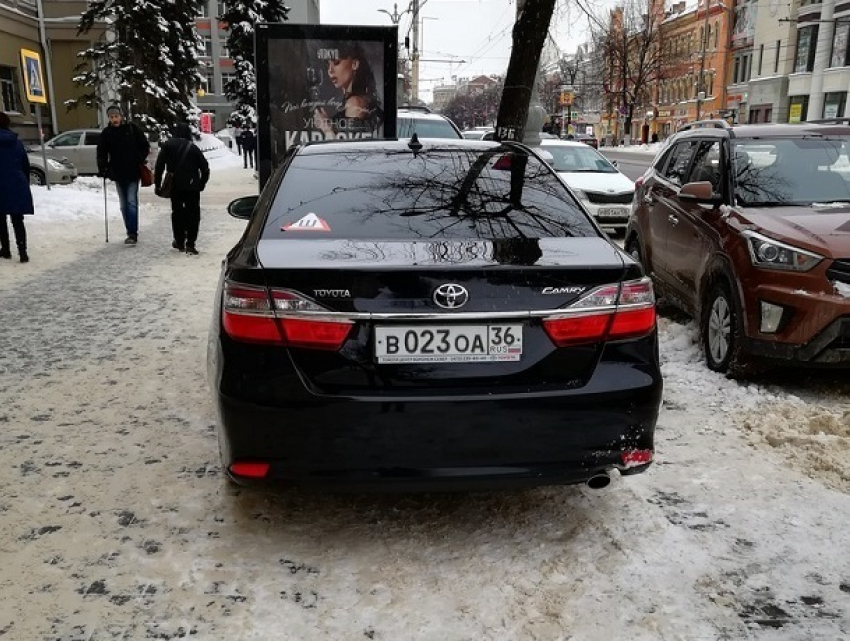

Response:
(679, 181), (722, 205)
(227, 195), (259, 220)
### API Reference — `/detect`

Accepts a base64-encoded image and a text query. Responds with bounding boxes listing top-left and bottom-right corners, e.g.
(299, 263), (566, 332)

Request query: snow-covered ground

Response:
(0, 155), (848, 639)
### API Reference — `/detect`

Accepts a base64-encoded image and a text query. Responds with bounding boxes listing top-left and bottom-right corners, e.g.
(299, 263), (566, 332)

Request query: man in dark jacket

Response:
(240, 128), (256, 169)
(154, 123), (210, 255)
(96, 105), (150, 245)
(0, 111), (33, 262)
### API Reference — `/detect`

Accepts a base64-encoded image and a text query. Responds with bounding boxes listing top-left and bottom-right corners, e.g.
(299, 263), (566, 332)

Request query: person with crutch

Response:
(96, 105), (150, 245)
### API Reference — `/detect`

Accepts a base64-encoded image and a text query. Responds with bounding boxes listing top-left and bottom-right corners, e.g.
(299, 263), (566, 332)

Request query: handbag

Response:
(139, 162), (154, 187)
(155, 139), (192, 198)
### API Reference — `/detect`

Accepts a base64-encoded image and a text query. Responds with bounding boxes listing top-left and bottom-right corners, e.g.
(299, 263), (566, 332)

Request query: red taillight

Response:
(542, 313), (613, 346)
(279, 318), (352, 350)
(229, 461), (270, 478)
(222, 282), (352, 350)
(542, 278), (655, 347)
(222, 284), (282, 344)
(621, 449), (653, 468)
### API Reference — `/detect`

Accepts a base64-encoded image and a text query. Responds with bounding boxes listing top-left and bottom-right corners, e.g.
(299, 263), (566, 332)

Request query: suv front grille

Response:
(827, 259), (850, 286)
(586, 191), (634, 205)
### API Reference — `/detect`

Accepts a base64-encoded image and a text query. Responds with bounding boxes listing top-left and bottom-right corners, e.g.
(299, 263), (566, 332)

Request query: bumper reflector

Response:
(759, 300), (784, 333)
(229, 461), (270, 478)
(621, 449), (653, 468)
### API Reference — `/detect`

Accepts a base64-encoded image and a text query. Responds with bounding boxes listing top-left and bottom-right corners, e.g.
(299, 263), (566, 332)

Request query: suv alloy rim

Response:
(708, 295), (731, 364)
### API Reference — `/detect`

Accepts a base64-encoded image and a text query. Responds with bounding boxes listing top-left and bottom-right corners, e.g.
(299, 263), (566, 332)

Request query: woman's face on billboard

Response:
(327, 57), (358, 92)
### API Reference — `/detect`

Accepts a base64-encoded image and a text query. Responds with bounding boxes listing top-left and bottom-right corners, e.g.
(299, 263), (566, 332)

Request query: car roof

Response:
(397, 110), (455, 122)
(298, 138), (525, 156)
(538, 139), (596, 148)
(671, 122), (850, 142)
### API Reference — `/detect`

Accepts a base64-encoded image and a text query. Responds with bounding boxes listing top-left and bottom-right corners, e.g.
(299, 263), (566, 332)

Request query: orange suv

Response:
(626, 121), (850, 375)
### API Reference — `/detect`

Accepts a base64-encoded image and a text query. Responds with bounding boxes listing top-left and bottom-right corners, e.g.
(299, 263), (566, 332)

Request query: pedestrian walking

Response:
(240, 128), (256, 169)
(0, 111), (33, 263)
(233, 125), (243, 157)
(154, 122), (210, 255)
(96, 105), (151, 245)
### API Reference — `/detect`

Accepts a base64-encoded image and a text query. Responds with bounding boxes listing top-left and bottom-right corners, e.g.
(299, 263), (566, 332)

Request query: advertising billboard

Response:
(255, 23), (398, 188)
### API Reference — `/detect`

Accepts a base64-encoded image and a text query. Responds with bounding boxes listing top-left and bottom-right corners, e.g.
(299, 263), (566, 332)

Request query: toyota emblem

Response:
(433, 283), (469, 309)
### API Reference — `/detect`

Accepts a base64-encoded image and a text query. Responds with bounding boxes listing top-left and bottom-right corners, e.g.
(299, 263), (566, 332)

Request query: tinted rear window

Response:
(397, 116), (461, 139)
(264, 148), (596, 240)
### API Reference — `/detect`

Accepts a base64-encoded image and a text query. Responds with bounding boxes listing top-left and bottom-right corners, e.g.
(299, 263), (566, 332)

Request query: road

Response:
(0, 163), (848, 640)
(598, 147), (654, 181)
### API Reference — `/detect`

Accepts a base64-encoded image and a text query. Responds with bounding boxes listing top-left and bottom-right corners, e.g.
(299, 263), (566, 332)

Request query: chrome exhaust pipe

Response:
(586, 472), (611, 490)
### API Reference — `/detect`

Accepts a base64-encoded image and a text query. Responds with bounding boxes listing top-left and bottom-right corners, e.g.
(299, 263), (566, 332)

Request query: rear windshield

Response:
(733, 136), (850, 206)
(264, 148), (596, 240)
(397, 116), (462, 139)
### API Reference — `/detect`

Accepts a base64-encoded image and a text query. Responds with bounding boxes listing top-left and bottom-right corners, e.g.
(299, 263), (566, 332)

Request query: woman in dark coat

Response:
(0, 111), (33, 263)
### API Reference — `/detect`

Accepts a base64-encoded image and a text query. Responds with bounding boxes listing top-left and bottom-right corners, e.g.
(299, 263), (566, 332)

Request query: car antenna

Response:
(408, 133), (423, 153)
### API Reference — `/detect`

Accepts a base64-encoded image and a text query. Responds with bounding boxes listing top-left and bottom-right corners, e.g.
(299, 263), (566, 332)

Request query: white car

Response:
(540, 139), (635, 234)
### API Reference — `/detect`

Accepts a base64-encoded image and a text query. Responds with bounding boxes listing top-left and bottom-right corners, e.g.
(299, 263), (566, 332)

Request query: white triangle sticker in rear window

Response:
(282, 213), (331, 232)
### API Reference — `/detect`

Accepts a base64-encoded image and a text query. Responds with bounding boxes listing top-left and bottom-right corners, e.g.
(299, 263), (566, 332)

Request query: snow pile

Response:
(740, 403), (850, 492)
(30, 180), (119, 221)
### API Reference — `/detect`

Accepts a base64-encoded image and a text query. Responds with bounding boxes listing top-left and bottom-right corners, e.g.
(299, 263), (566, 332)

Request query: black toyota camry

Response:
(208, 137), (662, 490)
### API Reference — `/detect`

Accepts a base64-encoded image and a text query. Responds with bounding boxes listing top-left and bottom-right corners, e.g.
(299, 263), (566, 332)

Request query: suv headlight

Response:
(570, 188), (586, 200)
(742, 231), (822, 272)
(47, 159), (64, 170)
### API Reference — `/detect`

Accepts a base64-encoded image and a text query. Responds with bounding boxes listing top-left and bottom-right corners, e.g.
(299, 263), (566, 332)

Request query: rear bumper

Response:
(213, 361), (662, 490)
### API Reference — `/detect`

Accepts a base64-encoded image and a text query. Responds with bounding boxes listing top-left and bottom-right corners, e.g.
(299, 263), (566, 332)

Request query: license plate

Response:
(375, 324), (523, 364)
(597, 207), (629, 217)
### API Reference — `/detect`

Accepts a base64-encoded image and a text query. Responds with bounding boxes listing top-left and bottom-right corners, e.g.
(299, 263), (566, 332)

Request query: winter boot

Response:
(185, 244), (199, 255)
(18, 245), (28, 263)
(0, 246), (10, 259)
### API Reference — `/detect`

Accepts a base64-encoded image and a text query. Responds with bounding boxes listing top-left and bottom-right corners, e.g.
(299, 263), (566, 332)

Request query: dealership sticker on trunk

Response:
(283, 213), (331, 231)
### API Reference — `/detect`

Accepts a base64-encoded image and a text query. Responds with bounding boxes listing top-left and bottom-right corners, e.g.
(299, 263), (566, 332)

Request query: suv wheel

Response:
(702, 279), (744, 374)
(29, 168), (46, 186)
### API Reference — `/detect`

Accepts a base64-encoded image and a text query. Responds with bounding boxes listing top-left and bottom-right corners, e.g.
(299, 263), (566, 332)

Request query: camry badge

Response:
(433, 284), (469, 309)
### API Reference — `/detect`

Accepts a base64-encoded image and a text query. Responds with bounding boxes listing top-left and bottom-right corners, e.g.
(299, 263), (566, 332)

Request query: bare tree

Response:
(493, 0), (557, 142)
(575, 0), (665, 142)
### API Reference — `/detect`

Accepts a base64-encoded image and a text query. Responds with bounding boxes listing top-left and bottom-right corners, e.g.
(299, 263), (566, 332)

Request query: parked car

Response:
(34, 127), (158, 175)
(573, 133), (599, 149)
(626, 122), (850, 375)
(461, 127), (493, 140)
(210, 137), (662, 489)
(540, 138), (635, 234)
(397, 105), (462, 139)
(27, 151), (77, 186)
(215, 127), (235, 149)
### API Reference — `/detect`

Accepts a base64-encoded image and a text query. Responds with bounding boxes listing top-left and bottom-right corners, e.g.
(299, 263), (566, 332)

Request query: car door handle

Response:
(668, 214), (679, 225)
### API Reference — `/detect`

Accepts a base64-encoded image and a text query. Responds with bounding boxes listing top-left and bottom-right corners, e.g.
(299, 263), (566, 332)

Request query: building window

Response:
(0, 67), (21, 113)
(197, 2), (209, 17)
(795, 25), (819, 72)
(217, 1), (225, 18)
(220, 42), (230, 58)
(200, 36), (213, 58)
(823, 92), (846, 118)
(831, 23), (850, 67)
(201, 65), (215, 94)
(788, 95), (809, 123)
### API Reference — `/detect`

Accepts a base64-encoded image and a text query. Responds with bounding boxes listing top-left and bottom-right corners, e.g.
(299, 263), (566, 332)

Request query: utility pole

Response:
(411, 0), (420, 103)
(377, 3), (408, 24)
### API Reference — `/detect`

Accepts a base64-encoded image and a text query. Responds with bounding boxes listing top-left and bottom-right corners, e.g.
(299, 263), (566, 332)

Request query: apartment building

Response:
(196, 0), (319, 130)
(0, 0), (104, 142)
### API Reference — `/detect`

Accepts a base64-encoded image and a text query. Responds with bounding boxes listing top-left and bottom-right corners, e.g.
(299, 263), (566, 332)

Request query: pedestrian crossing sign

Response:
(20, 49), (47, 105)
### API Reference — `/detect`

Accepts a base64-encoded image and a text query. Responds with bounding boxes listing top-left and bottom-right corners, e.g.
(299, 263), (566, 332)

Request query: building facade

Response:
(196, 0), (319, 130)
(0, 0), (105, 142)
